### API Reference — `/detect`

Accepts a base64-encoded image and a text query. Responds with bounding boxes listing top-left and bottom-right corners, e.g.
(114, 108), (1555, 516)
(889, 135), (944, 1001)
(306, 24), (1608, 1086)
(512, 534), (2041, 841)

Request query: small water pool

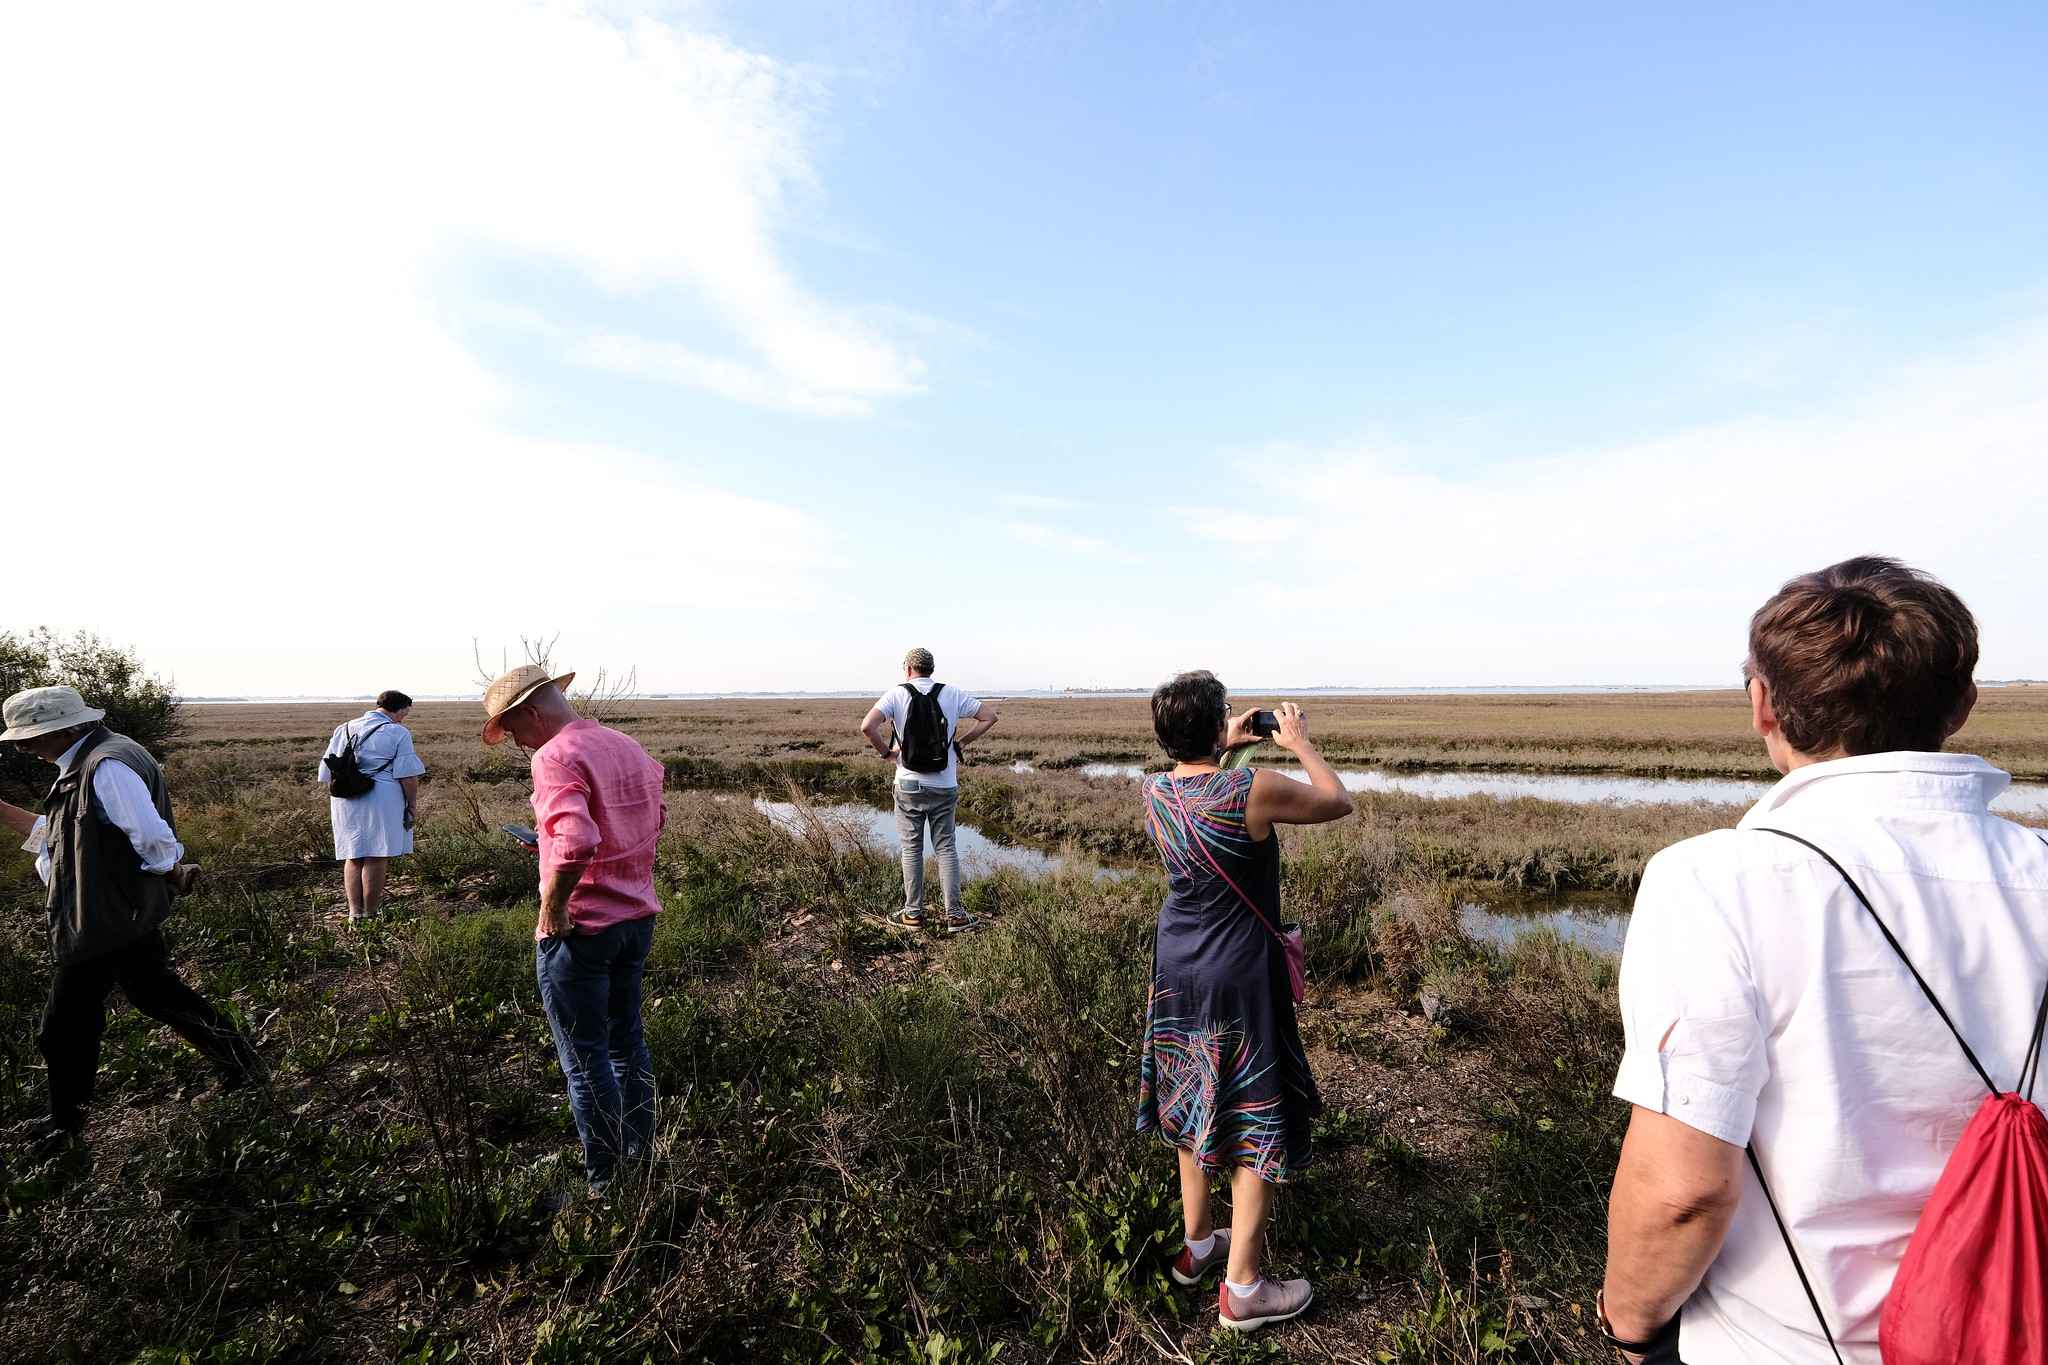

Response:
(1459, 898), (1630, 957)
(750, 798), (1118, 881)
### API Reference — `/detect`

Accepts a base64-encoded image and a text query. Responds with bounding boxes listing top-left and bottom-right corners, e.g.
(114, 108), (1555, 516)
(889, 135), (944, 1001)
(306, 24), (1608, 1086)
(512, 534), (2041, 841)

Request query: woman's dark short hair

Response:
(1747, 556), (1978, 756)
(1152, 670), (1228, 762)
(376, 689), (414, 713)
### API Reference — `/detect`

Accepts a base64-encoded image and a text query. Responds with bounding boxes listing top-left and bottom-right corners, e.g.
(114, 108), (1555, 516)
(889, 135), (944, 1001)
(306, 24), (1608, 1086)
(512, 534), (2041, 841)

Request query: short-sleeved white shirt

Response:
(871, 679), (982, 789)
(1614, 751), (2048, 1364)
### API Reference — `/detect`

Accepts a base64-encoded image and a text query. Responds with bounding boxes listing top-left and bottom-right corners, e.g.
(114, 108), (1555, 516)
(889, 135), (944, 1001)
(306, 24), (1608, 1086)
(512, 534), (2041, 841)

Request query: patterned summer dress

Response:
(1136, 768), (1321, 1183)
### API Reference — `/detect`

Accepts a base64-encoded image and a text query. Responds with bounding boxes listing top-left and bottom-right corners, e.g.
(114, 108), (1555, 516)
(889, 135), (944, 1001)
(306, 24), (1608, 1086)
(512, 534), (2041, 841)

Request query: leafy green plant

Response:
(0, 627), (182, 799)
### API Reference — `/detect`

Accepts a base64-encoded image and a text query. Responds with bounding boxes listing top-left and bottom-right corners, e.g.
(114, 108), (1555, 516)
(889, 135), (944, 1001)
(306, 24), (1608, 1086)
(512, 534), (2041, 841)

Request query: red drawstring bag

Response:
(1755, 829), (2048, 1365)
(1879, 1090), (2048, 1364)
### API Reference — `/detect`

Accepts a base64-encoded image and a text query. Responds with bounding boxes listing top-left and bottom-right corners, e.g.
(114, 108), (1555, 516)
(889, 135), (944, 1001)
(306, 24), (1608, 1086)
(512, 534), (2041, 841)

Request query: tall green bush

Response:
(0, 628), (182, 798)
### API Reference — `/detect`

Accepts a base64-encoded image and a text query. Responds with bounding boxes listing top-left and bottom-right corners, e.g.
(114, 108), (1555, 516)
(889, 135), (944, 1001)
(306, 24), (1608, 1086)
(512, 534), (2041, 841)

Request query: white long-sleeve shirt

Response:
(20, 732), (184, 885)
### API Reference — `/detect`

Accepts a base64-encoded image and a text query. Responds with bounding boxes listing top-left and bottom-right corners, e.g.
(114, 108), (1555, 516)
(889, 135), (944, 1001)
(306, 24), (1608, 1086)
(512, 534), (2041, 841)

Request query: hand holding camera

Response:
(1267, 702), (1311, 753)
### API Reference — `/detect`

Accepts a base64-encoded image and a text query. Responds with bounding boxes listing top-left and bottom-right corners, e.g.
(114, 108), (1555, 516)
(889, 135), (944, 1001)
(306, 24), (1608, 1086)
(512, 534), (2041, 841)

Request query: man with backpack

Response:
(858, 648), (1000, 932)
(1599, 557), (2048, 1364)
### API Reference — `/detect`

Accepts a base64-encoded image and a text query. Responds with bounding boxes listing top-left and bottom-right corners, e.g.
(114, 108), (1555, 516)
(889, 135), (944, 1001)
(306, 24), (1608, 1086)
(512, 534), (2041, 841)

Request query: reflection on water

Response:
(1459, 899), (1630, 958)
(752, 799), (1093, 880)
(1064, 762), (2048, 815)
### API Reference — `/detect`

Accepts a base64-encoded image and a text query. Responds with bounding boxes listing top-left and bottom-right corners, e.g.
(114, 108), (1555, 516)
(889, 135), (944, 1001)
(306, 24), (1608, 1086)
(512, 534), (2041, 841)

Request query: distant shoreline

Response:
(179, 679), (2039, 705)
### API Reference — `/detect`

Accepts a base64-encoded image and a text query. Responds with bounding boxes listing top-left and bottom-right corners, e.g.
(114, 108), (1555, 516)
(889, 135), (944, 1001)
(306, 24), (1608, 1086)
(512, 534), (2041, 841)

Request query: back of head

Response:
(1152, 670), (1227, 762)
(1747, 556), (1978, 756)
(903, 647), (936, 677)
(376, 689), (413, 713)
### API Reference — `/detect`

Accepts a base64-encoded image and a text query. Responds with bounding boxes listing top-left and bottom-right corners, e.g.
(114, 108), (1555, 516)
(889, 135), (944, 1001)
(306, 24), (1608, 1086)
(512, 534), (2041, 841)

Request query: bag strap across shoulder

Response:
(1755, 825), (1998, 1096)
(1160, 773), (1288, 949)
(342, 716), (398, 772)
(1737, 827), (2048, 1361)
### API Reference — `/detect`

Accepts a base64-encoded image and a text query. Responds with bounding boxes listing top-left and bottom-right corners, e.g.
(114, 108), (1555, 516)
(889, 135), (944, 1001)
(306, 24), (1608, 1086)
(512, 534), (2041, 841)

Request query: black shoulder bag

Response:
(324, 718), (395, 799)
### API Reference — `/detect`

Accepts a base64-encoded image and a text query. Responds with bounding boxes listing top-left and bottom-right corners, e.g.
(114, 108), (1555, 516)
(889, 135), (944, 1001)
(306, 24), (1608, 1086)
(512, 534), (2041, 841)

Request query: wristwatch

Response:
(1596, 1290), (1663, 1355)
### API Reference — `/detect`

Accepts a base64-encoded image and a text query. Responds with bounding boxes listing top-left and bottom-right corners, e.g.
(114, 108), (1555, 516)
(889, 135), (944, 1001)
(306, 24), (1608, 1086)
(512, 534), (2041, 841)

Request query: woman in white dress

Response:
(318, 690), (427, 923)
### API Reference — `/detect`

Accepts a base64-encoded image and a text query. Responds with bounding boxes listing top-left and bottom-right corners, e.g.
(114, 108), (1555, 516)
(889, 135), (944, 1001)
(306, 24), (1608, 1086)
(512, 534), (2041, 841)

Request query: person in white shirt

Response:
(857, 648), (1000, 932)
(0, 686), (262, 1149)
(317, 689), (427, 924)
(1599, 557), (2048, 1364)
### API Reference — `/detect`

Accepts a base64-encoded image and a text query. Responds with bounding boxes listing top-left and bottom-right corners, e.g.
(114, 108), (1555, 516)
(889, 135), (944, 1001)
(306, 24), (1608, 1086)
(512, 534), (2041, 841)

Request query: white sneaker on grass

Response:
(1217, 1276), (1313, 1332)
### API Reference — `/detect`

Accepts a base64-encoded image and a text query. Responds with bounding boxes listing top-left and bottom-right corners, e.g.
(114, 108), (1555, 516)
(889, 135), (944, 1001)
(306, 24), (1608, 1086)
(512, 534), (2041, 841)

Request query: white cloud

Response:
(1173, 508), (1304, 546)
(999, 492), (1097, 513)
(0, 1), (893, 693)
(1001, 520), (1140, 562)
(569, 332), (890, 417)
(1185, 316), (2048, 685)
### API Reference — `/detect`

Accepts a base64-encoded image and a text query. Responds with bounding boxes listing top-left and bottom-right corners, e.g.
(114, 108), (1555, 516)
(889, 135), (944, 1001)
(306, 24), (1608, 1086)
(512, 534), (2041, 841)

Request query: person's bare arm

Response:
(957, 702), (999, 748)
(399, 775), (420, 827)
(859, 706), (896, 759)
(1245, 703), (1353, 835)
(0, 798), (37, 839)
(1601, 1106), (1744, 1355)
(538, 865), (582, 938)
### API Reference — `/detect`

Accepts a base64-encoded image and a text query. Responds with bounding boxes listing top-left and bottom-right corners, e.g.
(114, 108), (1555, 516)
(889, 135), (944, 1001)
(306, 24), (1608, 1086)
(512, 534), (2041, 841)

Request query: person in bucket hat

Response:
(481, 664), (664, 1195)
(0, 686), (262, 1149)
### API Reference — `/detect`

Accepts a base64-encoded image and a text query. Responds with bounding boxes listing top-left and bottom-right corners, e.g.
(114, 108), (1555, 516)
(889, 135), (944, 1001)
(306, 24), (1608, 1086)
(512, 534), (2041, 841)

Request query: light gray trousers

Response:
(893, 779), (962, 915)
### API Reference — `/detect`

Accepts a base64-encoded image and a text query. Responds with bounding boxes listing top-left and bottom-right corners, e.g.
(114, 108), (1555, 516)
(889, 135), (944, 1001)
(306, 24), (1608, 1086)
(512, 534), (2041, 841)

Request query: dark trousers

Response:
(535, 916), (657, 1186)
(39, 929), (257, 1132)
(1639, 1313), (1684, 1363)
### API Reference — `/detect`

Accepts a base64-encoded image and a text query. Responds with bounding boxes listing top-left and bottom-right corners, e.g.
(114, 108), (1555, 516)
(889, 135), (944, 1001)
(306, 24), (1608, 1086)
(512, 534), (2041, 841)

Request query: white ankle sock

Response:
(1185, 1231), (1217, 1259)
(1226, 1276), (1263, 1299)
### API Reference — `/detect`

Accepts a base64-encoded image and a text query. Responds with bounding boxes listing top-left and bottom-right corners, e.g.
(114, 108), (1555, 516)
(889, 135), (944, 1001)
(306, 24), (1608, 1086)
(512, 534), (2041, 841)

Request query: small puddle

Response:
(1059, 763), (2048, 815)
(750, 798), (1117, 881)
(1459, 897), (1630, 957)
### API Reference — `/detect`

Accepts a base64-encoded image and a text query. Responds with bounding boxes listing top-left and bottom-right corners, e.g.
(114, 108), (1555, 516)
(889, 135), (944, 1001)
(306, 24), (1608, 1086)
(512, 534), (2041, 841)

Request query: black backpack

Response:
(898, 683), (952, 774)
(324, 718), (395, 799)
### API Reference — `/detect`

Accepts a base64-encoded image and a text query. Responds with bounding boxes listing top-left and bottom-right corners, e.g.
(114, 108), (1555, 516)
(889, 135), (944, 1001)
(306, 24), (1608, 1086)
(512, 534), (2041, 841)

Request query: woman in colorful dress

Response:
(318, 689), (427, 924)
(1137, 671), (1354, 1333)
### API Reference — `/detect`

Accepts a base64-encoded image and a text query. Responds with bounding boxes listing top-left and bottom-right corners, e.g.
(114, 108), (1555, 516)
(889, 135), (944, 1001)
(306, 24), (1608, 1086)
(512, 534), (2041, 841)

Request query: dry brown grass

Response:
(178, 684), (2048, 783)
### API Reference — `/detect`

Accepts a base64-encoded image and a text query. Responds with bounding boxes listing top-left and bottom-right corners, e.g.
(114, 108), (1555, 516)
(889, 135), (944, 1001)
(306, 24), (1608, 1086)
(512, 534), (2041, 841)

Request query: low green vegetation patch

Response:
(0, 697), (1775, 1361)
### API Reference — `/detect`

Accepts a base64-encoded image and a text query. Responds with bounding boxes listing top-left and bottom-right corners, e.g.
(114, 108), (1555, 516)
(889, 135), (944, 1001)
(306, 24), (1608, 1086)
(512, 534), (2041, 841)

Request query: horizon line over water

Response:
(178, 681), (2048, 705)
(187, 683), (1751, 704)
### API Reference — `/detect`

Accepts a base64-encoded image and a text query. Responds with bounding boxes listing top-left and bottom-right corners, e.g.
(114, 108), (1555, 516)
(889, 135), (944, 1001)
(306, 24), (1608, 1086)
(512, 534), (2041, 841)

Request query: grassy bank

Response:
(2, 753), (1629, 1362)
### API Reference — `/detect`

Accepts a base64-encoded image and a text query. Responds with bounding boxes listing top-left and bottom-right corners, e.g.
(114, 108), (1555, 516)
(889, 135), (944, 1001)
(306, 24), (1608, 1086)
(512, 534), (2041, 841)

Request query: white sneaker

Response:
(1218, 1276), (1313, 1332)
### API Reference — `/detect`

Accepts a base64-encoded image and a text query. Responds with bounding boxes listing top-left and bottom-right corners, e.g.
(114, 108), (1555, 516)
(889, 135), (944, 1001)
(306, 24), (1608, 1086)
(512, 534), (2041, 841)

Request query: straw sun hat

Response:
(1, 686), (107, 743)
(480, 665), (575, 745)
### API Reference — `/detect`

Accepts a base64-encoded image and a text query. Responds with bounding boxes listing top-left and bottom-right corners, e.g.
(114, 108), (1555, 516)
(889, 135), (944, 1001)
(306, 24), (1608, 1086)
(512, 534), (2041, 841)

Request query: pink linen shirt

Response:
(529, 719), (666, 940)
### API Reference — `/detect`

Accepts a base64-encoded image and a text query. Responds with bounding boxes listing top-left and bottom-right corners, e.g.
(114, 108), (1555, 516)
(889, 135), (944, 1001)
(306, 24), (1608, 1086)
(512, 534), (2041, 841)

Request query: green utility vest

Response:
(41, 727), (177, 963)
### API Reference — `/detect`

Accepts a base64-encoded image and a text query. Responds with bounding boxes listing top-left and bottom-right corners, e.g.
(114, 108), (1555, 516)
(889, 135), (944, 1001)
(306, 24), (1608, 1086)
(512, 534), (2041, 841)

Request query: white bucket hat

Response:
(1, 686), (106, 743)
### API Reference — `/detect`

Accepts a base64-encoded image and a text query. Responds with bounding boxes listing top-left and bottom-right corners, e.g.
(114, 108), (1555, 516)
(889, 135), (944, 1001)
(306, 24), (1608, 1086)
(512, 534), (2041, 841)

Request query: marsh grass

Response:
(0, 698), (1790, 1361)
(174, 687), (2048, 785)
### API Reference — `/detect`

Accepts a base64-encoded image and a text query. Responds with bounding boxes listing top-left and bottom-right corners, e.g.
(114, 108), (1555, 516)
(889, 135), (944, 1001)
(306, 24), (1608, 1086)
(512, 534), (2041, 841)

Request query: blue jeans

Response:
(535, 916), (657, 1185)
(894, 780), (961, 915)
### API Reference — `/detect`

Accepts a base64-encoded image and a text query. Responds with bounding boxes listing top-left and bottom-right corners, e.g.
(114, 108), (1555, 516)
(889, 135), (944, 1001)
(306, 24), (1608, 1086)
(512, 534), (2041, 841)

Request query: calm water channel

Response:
(1023, 761), (2048, 816)
(749, 795), (1630, 953)
(751, 799), (1084, 880)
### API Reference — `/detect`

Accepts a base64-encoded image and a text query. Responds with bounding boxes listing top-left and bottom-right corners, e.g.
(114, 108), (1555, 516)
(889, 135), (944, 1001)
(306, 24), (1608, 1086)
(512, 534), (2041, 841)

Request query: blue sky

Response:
(4, 1), (2044, 695)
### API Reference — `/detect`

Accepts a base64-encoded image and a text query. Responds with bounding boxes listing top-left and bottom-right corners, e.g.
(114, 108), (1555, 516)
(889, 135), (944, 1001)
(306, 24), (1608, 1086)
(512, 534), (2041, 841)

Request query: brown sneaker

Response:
(1218, 1276), (1313, 1332)
(1169, 1228), (1231, 1286)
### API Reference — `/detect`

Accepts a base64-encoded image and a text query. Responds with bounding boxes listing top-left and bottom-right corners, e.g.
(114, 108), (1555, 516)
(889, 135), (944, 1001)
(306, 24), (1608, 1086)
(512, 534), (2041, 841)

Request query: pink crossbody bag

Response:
(1164, 774), (1307, 1004)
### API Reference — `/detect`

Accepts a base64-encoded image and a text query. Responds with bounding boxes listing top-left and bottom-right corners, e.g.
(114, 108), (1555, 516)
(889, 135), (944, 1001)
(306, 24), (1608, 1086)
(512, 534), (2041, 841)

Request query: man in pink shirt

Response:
(482, 665), (665, 1193)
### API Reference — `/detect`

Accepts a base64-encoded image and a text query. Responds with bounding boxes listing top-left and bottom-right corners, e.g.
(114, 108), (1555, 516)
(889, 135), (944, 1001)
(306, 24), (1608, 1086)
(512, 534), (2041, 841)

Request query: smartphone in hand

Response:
(1249, 710), (1281, 738)
(502, 823), (539, 847)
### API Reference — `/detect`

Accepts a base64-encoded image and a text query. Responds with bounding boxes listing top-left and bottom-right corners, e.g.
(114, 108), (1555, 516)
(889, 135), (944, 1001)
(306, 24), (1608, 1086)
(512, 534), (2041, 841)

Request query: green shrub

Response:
(0, 628), (181, 800)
